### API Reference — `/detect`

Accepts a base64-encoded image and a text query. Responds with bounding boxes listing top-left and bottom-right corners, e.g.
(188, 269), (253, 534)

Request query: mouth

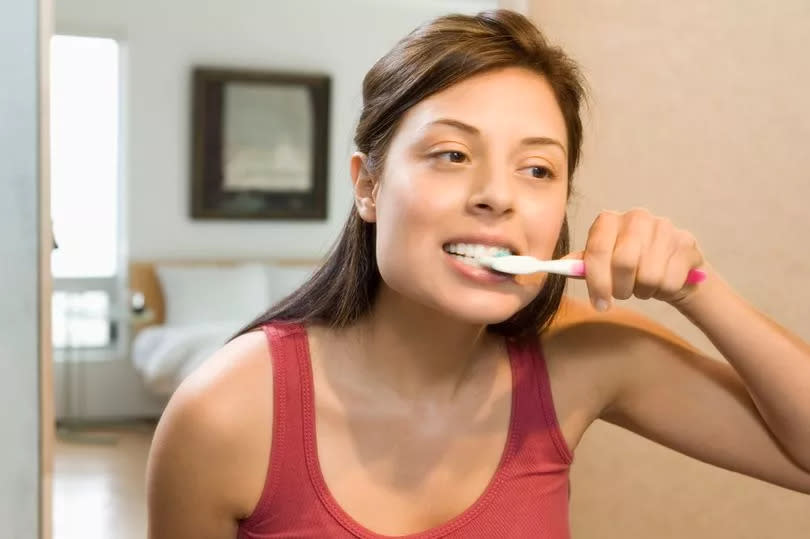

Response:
(441, 242), (516, 270)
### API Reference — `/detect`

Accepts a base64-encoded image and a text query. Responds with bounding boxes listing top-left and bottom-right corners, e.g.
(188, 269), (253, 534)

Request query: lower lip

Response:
(443, 252), (515, 285)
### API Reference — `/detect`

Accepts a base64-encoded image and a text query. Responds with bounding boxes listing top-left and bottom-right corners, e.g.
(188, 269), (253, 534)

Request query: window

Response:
(52, 290), (111, 348)
(50, 35), (122, 350)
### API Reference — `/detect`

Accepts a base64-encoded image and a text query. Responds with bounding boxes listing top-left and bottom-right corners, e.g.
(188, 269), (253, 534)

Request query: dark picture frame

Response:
(190, 67), (330, 220)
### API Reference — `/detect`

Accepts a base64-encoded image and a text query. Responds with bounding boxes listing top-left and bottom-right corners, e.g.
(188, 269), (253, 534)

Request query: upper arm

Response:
(593, 319), (810, 495)
(146, 330), (273, 539)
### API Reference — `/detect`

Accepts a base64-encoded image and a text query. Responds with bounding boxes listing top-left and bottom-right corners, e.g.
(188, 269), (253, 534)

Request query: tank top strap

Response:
(505, 335), (574, 466)
(239, 321), (312, 530)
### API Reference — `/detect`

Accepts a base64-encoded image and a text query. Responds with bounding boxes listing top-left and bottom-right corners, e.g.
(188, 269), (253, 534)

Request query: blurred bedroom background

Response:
(27, 0), (810, 537)
(47, 2), (501, 538)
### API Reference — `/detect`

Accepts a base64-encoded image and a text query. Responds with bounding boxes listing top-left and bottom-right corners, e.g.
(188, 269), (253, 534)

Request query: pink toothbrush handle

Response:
(571, 261), (707, 285)
(685, 268), (707, 284)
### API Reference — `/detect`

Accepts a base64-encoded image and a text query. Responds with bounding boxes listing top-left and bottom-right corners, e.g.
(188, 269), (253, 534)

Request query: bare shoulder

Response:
(548, 295), (693, 345)
(543, 299), (810, 494)
(539, 296), (688, 451)
(146, 329), (273, 538)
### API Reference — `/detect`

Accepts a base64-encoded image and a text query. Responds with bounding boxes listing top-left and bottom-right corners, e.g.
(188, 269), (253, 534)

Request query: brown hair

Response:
(231, 9), (587, 341)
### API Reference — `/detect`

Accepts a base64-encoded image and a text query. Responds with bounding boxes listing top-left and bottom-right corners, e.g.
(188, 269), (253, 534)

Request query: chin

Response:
(434, 294), (527, 326)
(378, 265), (533, 325)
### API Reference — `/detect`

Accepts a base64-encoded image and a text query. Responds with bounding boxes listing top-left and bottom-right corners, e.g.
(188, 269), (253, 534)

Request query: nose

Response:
(466, 166), (516, 218)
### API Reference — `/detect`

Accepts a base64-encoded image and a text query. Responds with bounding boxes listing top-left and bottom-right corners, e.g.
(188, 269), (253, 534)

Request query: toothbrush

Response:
(479, 255), (707, 284)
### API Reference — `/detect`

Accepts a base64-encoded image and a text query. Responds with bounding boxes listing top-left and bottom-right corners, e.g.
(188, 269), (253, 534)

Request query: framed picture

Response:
(190, 67), (330, 220)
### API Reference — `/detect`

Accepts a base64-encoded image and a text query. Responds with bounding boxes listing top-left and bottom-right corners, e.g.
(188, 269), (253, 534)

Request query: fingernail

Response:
(594, 299), (610, 312)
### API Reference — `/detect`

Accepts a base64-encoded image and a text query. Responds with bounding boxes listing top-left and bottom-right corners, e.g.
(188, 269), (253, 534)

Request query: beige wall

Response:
(527, 1), (810, 537)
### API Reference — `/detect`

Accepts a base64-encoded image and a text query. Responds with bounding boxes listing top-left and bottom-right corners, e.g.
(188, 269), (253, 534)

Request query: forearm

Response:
(674, 265), (810, 471)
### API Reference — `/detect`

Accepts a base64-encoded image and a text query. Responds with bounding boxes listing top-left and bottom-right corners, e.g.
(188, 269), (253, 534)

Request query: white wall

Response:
(55, 0), (497, 261)
(0, 0), (46, 535)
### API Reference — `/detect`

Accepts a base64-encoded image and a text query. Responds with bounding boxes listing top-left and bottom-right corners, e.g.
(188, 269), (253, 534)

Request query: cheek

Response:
(373, 169), (468, 306)
(522, 197), (568, 258)
(374, 174), (442, 272)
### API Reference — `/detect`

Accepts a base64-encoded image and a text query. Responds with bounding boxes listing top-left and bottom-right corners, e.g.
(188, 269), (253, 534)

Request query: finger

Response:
(657, 242), (704, 301)
(584, 211), (620, 311)
(611, 237), (641, 300)
(677, 230), (704, 268)
(634, 218), (676, 299)
(658, 252), (693, 300)
(612, 211), (654, 300)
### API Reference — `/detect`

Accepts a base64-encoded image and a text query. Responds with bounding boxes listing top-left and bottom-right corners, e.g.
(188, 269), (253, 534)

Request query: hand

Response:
(564, 208), (705, 311)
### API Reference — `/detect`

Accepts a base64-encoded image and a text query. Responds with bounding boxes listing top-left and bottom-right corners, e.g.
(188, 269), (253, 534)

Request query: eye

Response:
(521, 165), (554, 180)
(433, 150), (469, 164)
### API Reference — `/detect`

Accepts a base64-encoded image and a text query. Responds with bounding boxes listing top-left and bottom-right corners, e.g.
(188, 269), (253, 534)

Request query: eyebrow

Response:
(424, 118), (568, 157)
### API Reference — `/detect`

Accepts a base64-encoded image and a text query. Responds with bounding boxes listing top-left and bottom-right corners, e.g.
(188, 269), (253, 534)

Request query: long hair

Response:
(230, 9), (587, 341)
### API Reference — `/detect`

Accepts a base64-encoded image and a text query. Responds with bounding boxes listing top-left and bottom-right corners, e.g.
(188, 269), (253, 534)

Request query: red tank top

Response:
(238, 322), (574, 538)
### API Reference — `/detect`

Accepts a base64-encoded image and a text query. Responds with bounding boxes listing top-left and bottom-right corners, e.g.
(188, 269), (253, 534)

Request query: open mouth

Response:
(442, 242), (514, 269)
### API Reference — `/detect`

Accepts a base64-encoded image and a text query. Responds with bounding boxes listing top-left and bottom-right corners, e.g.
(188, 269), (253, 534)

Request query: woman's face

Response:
(359, 67), (570, 325)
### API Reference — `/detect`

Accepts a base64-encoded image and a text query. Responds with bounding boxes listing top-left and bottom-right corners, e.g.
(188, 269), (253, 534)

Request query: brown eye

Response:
(521, 165), (554, 180)
(434, 150), (468, 163)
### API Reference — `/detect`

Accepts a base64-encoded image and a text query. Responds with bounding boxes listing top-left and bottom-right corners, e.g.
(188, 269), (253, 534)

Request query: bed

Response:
(128, 257), (320, 396)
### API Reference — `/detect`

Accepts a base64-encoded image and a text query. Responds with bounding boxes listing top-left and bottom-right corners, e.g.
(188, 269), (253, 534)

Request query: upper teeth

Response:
(444, 243), (513, 258)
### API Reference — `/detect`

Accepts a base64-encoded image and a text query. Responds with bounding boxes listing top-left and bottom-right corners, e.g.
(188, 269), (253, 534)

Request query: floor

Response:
(52, 422), (155, 539)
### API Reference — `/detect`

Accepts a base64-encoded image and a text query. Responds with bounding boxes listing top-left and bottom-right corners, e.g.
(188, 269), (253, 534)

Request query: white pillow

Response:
(264, 263), (316, 305)
(131, 320), (241, 395)
(155, 263), (270, 326)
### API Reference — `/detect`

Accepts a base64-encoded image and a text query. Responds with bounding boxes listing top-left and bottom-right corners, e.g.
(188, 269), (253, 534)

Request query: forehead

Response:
(399, 67), (568, 146)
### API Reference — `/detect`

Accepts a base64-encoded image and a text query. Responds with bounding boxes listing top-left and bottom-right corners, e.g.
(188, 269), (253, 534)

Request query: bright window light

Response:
(50, 35), (120, 278)
(52, 291), (111, 349)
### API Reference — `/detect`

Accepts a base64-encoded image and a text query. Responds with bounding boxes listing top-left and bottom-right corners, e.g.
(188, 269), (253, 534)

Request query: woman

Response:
(147, 9), (810, 538)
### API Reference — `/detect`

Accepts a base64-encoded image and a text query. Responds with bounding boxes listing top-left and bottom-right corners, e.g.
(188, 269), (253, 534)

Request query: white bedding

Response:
(131, 321), (244, 396)
(131, 262), (314, 396)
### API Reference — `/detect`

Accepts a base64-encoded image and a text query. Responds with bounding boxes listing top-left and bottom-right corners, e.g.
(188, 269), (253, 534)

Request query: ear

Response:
(350, 152), (378, 223)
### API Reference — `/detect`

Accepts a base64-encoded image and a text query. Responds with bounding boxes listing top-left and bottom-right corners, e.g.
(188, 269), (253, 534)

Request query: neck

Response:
(340, 284), (500, 401)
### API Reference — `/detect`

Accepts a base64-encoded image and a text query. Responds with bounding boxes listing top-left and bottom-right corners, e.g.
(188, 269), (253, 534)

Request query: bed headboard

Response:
(128, 257), (321, 335)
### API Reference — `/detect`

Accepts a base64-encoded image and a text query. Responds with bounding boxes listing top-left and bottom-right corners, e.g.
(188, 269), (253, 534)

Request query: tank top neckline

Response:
(292, 323), (526, 539)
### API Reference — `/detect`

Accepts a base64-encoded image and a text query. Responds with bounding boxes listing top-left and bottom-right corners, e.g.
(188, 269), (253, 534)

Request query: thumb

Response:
(560, 249), (584, 260)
